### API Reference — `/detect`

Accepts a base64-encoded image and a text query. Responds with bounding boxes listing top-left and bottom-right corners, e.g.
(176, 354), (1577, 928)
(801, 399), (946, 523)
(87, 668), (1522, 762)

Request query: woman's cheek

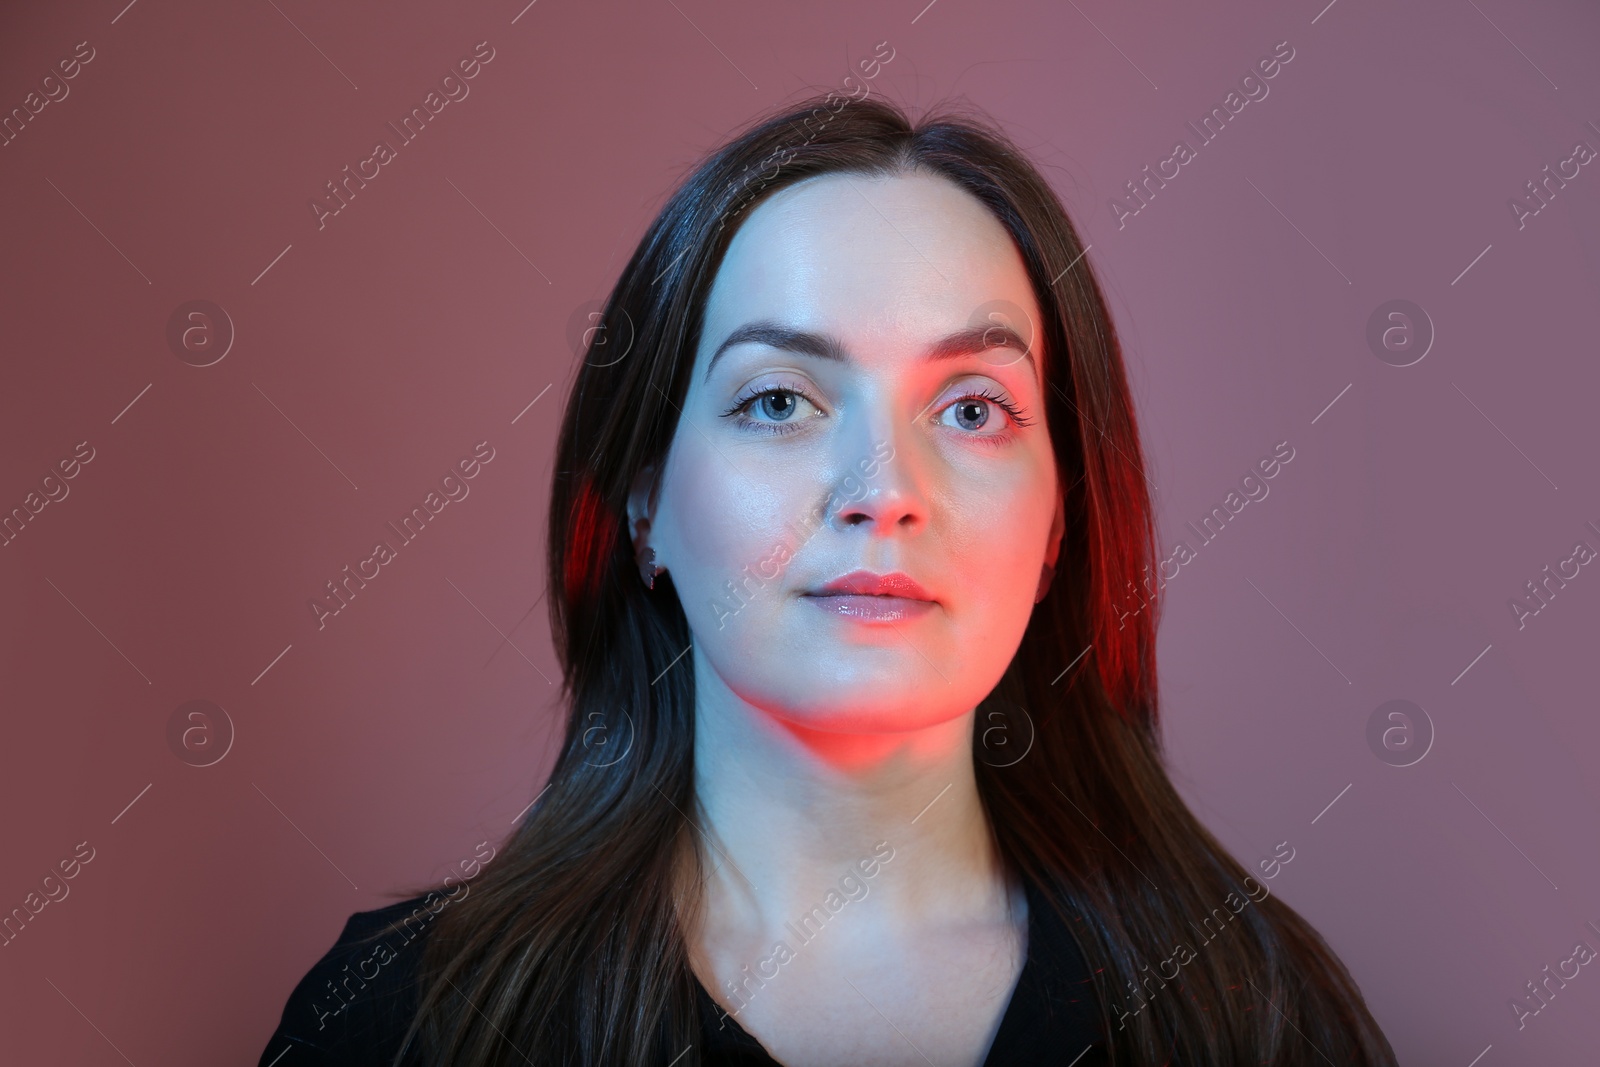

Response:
(668, 457), (792, 591)
(943, 475), (1047, 605)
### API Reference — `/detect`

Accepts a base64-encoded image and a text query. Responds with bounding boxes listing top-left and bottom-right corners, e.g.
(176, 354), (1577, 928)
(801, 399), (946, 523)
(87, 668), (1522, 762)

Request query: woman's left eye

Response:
(937, 389), (1032, 436)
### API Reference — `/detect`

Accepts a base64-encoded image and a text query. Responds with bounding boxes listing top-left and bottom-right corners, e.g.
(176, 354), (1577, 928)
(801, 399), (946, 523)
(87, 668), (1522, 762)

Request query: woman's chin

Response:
(760, 698), (975, 739)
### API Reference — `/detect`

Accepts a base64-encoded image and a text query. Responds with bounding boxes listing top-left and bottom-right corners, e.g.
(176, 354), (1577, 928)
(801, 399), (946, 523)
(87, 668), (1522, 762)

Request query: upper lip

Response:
(807, 570), (936, 601)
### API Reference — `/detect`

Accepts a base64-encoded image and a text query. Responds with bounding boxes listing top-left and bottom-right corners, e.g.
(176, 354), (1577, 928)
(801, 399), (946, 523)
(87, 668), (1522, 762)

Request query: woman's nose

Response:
(825, 419), (925, 536)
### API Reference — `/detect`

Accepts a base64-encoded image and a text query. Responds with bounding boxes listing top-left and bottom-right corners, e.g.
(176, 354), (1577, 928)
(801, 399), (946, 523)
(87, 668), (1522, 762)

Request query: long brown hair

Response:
(388, 91), (1398, 1066)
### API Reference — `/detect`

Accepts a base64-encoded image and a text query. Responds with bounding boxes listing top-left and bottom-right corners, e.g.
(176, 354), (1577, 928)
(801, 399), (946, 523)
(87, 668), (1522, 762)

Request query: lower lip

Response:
(802, 594), (936, 622)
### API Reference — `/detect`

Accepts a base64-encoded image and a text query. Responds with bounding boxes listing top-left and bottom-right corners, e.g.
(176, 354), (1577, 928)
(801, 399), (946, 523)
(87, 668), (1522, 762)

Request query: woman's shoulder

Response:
(257, 891), (453, 1067)
(983, 874), (1112, 1064)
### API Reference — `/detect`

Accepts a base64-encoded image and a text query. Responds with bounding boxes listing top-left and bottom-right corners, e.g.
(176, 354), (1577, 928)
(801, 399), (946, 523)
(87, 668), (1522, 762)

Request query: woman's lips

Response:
(810, 569), (934, 600)
(801, 593), (937, 622)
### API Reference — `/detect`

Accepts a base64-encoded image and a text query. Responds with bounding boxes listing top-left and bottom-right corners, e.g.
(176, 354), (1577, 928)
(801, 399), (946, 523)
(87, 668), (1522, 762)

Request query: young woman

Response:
(259, 90), (1398, 1067)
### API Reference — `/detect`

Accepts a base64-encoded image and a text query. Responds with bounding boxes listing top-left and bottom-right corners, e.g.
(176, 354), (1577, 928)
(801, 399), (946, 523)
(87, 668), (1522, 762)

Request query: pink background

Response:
(2, 0), (1598, 1062)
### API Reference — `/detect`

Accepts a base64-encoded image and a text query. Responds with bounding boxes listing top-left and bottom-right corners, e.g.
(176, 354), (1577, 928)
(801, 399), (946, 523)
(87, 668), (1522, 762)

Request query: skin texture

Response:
(627, 169), (1066, 1066)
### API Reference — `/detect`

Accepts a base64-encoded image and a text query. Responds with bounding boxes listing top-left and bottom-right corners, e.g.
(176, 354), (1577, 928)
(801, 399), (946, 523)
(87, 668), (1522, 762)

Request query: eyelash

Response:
(719, 384), (1034, 441)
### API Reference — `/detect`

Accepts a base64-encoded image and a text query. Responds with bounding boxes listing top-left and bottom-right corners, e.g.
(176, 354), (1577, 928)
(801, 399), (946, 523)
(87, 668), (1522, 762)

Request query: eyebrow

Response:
(704, 320), (1040, 386)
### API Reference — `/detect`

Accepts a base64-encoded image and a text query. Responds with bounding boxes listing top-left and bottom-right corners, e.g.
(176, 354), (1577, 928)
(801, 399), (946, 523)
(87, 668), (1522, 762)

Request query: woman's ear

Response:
(625, 461), (662, 560)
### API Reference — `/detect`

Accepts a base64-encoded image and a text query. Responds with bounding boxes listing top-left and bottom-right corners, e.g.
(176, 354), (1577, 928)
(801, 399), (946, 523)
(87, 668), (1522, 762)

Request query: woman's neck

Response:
(680, 670), (1018, 943)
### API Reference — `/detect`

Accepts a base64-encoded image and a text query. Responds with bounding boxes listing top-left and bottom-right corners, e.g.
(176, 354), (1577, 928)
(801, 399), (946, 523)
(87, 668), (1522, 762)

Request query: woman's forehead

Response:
(701, 171), (1043, 367)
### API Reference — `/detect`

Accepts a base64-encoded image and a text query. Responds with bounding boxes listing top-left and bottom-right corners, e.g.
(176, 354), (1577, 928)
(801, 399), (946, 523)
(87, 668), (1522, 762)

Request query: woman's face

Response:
(632, 169), (1063, 740)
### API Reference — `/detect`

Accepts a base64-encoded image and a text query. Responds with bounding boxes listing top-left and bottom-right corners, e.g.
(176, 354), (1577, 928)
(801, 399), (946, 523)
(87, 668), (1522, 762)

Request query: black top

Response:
(257, 876), (1109, 1066)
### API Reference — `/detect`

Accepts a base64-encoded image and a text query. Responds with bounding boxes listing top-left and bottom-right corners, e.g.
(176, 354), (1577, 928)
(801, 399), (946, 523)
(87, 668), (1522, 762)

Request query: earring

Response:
(639, 547), (660, 591)
(1034, 561), (1054, 604)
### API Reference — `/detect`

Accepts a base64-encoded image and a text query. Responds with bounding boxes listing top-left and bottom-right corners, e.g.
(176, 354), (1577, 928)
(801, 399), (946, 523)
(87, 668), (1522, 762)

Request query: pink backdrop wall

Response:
(3, 0), (1598, 1062)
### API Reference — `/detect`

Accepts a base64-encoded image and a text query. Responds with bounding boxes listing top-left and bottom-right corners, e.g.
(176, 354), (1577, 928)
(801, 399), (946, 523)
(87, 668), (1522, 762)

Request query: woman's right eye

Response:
(750, 390), (801, 421)
(720, 387), (824, 436)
